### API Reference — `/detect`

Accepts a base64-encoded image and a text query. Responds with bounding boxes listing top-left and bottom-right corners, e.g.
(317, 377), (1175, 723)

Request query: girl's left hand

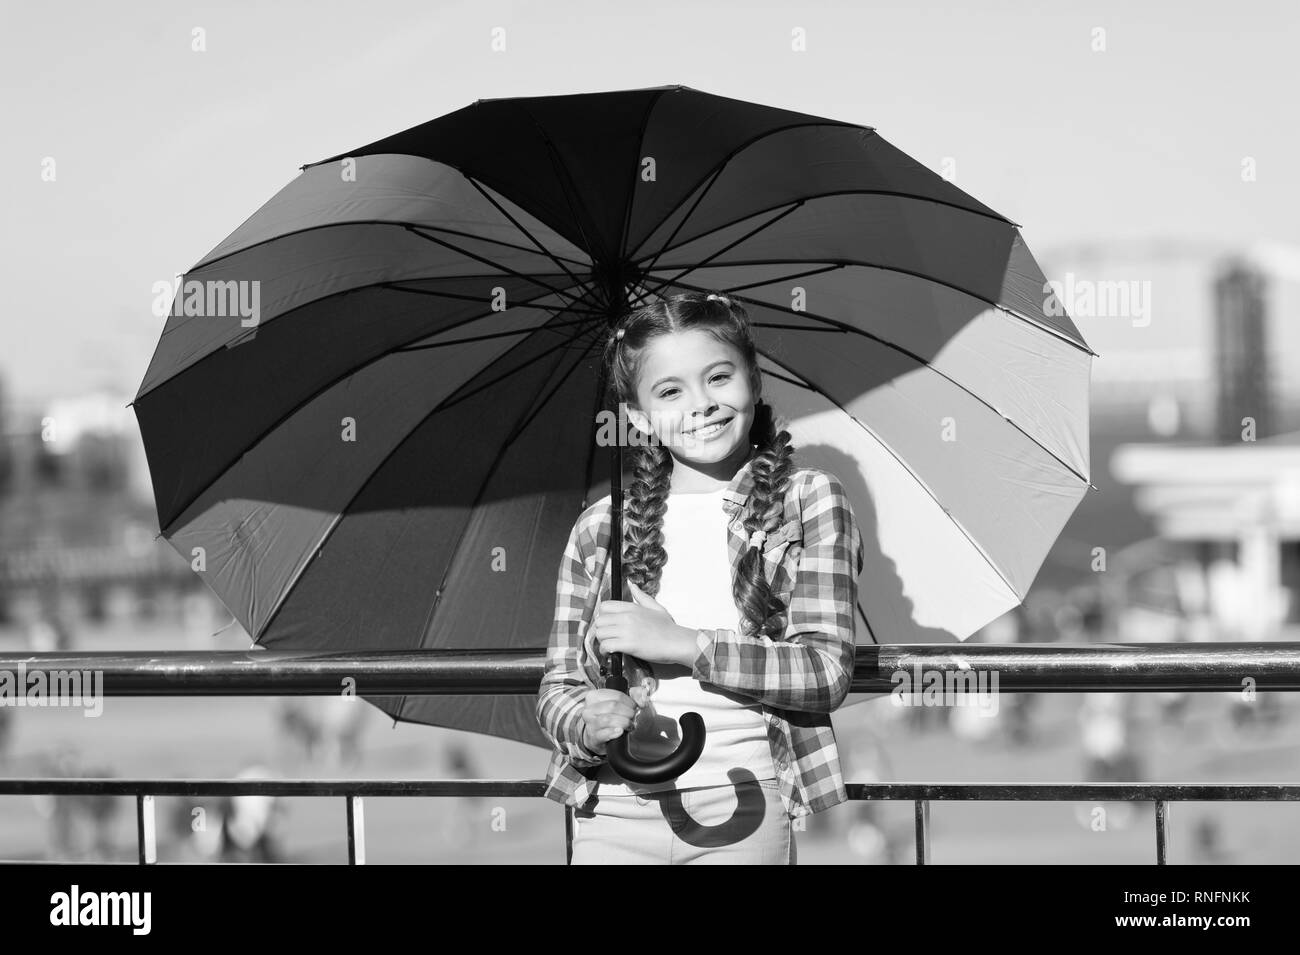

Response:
(592, 579), (699, 668)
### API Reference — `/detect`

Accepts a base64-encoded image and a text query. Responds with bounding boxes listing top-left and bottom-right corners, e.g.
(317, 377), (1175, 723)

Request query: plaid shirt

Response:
(536, 456), (866, 819)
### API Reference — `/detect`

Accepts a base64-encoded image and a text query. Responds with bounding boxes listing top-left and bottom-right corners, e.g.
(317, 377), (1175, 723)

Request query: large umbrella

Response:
(131, 84), (1093, 750)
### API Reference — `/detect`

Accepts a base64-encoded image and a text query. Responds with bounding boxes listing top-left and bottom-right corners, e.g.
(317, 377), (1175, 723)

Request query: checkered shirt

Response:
(536, 457), (866, 819)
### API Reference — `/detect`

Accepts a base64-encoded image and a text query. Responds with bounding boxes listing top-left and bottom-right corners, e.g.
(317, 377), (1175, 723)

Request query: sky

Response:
(3, 0), (1298, 413)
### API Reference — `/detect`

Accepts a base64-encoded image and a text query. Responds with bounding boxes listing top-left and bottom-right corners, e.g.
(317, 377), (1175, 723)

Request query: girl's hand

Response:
(578, 688), (638, 754)
(592, 579), (699, 668)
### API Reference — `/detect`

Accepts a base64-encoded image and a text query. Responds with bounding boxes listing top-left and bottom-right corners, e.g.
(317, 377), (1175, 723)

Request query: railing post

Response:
(914, 799), (931, 865)
(136, 794), (156, 865)
(565, 805), (574, 865)
(1155, 799), (1169, 865)
(346, 795), (366, 865)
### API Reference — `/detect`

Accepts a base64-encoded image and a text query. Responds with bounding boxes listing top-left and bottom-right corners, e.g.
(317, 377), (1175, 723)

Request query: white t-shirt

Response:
(595, 486), (775, 793)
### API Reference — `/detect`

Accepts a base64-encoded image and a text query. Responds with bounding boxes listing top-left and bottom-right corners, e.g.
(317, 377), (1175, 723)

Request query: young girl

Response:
(536, 290), (866, 865)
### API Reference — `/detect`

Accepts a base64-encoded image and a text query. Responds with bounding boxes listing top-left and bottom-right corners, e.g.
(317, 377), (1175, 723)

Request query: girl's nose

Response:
(687, 409), (715, 431)
(690, 395), (718, 417)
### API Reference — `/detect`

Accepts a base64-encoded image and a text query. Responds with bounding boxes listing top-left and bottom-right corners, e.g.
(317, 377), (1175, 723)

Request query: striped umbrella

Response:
(132, 84), (1093, 747)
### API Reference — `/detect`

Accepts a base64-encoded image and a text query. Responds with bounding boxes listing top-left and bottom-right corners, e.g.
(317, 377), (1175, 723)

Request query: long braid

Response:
(621, 440), (672, 597)
(733, 399), (797, 638)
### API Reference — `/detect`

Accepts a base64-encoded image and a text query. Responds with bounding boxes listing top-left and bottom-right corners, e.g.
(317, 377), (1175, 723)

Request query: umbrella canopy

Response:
(132, 84), (1093, 747)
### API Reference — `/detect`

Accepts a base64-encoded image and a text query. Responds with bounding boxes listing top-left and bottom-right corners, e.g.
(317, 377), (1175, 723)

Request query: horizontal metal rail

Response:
(3, 641), (1300, 694)
(4, 643), (1298, 864)
(0, 779), (550, 797)
(2, 779), (1297, 866)
(4, 779), (1297, 801)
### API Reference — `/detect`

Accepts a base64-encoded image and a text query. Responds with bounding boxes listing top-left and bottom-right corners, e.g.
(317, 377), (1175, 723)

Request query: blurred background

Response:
(2, 0), (1299, 862)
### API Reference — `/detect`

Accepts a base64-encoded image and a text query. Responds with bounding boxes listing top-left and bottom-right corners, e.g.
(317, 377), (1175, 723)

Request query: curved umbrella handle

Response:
(603, 667), (707, 784)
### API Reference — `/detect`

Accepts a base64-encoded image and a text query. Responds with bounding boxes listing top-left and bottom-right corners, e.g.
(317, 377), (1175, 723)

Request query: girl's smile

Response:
(683, 415), (734, 440)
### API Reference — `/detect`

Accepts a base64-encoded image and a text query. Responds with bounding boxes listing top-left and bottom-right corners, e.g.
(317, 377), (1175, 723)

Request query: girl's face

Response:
(626, 328), (756, 466)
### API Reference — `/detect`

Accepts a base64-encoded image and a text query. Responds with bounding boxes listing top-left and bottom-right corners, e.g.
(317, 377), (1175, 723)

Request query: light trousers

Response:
(569, 777), (796, 865)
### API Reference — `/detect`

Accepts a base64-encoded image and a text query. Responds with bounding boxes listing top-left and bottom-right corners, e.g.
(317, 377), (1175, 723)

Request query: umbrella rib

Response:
(639, 201), (805, 301)
(428, 320), (608, 414)
(150, 282), (595, 533)
(751, 343), (1026, 605)
(412, 328), (608, 669)
(517, 102), (604, 272)
(404, 225), (590, 309)
(134, 271), (593, 405)
(382, 282), (605, 317)
(189, 218), (591, 275)
(406, 326), (605, 702)
(701, 262), (846, 302)
(625, 120), (876, 261)
(253, 315), (601, 644)
(501, 326), (606, 443)
(464, 176), (594, 300)
(857, 602), (879, 646)
(650, 261), (1099, 359)
(661, 274), (1094, 488)
(618, 89), (670, 264)
(631, 187), (1019, 270)
(635, 164), (728, 285)
(398, 222), (591, 270)
(393, 313), (597, 350)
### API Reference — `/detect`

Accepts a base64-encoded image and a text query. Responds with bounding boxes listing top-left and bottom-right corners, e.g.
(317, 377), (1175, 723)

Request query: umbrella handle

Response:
(603, 663), (707, 784)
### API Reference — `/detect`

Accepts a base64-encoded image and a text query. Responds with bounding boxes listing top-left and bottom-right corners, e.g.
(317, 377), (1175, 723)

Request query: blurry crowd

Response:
(0, 593), (494, 862)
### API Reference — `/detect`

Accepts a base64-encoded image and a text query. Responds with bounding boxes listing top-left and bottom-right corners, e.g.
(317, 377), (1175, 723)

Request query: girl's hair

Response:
(602, 291), (797, 639)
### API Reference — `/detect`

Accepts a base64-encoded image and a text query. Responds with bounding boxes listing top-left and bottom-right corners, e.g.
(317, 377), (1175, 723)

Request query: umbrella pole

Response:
(601, 402), (706, 783)
(606, 436), (626, 691)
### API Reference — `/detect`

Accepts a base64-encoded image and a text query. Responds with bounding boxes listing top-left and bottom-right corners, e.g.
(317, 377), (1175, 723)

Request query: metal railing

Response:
(2, 642), (1299, 864)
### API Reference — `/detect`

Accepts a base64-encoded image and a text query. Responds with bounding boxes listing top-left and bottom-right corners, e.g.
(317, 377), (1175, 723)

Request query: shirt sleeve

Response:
(690, 470), (865, 713)
(535, 510), (608, 766)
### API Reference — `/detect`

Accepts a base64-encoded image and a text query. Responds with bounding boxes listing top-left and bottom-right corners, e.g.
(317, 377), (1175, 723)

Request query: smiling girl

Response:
(536, 290), (865, 865)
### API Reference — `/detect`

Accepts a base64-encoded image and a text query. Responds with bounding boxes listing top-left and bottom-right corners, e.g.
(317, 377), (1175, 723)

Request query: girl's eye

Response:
(656, 372), (731, 399)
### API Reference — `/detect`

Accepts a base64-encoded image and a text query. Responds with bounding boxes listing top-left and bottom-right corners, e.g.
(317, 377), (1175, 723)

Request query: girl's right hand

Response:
(579, 689), (638, 754)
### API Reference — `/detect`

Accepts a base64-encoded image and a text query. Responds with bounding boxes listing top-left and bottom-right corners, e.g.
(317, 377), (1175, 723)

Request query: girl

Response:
(536, 290), (865, 865)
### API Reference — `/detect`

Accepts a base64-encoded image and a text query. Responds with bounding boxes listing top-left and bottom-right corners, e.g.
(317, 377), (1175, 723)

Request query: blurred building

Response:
(1055, 237), (1300, 641)
(1214, 261), (1272, 441)
(1110, 432), (1300, 640)
(0, 386), (210, 633)
(1023, 238), (1300, 625)
(1039, 238), (1300, 443)
(1, 391), (155, 503)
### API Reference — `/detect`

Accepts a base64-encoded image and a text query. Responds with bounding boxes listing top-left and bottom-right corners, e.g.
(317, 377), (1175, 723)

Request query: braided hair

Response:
(602, 291), (797, 639)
